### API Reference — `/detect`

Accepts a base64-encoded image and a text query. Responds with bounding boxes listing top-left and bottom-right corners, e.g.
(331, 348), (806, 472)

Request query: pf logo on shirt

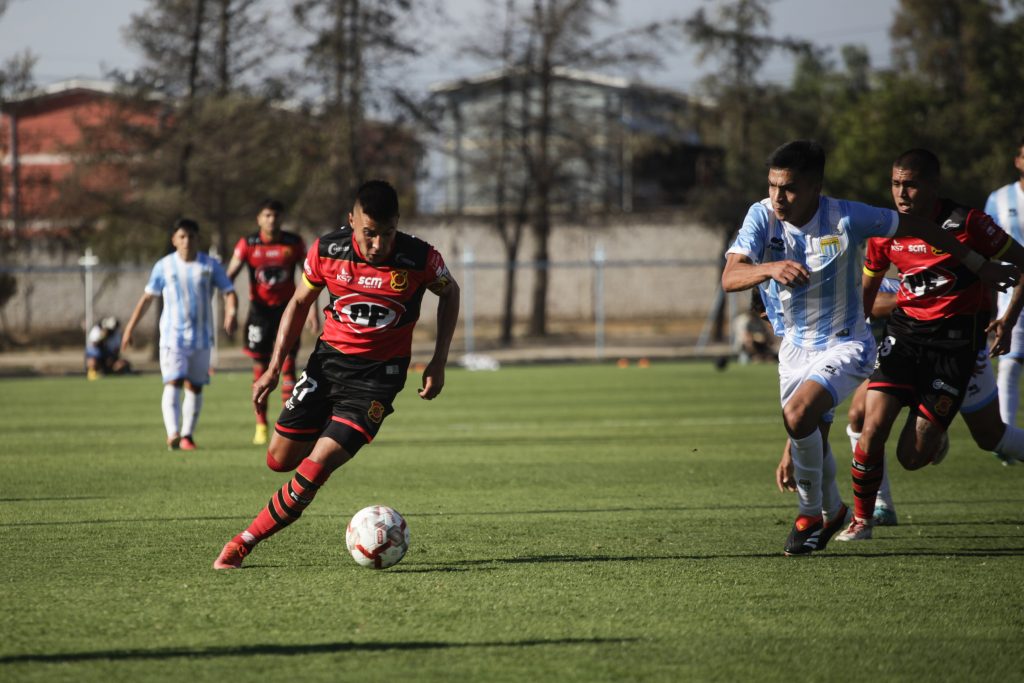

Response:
(332, 293), (405, 331)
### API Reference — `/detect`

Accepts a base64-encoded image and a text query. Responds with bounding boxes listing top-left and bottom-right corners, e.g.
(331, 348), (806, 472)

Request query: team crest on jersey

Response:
(367, 400), (385, 423)
(934, 396), (954, 416)
(818, 236), (840, 258)
(390, 270), (409, 292)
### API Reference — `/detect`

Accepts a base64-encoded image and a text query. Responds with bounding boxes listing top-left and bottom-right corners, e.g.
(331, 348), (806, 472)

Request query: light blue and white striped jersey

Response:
(145, 252), (234, 350)
(727, 196), (899, 349)
(879, 276), (901, 294)
(984, 181), (1024, 317)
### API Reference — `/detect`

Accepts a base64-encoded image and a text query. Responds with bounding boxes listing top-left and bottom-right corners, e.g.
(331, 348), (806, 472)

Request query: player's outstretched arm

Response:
(722, 253), (809, 292)
(420, 279), (461, 400)
(896, 213), (1020, 292)
(253, 284), (320, 412)
(121, 293), (155, 352)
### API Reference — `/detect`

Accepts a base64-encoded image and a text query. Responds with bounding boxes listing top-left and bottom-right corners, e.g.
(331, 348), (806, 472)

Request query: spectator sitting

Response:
(86, 316), (131, 380)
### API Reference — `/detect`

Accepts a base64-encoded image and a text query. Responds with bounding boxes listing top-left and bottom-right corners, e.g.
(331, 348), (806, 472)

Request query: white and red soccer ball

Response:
(345, 505), (409, 569)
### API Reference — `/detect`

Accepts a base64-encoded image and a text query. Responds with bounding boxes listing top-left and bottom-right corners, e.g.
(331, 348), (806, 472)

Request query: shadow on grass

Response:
(0, 637), (638, 665)
(403, 545), (1024, 570)
(0, 496), (106, 503)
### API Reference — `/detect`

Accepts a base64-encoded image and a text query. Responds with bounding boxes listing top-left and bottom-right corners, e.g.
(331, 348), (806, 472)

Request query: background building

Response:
(427, 68), (718, 216)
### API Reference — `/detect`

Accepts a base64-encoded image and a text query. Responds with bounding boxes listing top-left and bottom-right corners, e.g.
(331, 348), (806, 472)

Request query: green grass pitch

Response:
(1, 362), (1022, 682)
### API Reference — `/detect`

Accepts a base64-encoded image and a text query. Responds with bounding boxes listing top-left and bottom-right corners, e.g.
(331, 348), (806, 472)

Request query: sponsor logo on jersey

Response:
(328, 242), (342, 256)
(390, 270), (409, 292)
(333, 293), (405, 331)
(908, 244), (927, 253)
(395, 253), (416, 267)
(368, 400), (385, 423)
(358, 275), (384, 288)
(901, 266), (955, 298)
(941, 219), (961, 231)
(337, 269), (353, 282)
(769, 237), (785, 251)
(340, 301), (398, 328)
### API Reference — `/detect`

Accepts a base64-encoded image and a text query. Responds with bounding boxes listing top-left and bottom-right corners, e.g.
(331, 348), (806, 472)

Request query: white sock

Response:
(821, 443), (842, 520)
(789, 432), (824, 517)
(876, 457), (894, 508)
(181, 389), (203, 437)
(994, 423), (1024, 462)
(997, 358), (1022, 426)
(846, 423), (861, 453)
(162, 384), (182, 437)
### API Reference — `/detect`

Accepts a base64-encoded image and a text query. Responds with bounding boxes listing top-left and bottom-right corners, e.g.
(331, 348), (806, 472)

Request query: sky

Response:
(0, 0), (900, 95)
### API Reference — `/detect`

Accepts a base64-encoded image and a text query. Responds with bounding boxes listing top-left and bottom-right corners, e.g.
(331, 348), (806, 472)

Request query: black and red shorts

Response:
(244, 301), (299, 360)
(274, 341), (409, 453)
(868, 331), (979, 429)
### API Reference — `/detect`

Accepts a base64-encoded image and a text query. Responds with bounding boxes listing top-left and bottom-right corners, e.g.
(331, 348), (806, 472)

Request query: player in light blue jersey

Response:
(984, 135), (1024, 429)
(723, 140), (1018, 556)
(122, 219), (238, 451)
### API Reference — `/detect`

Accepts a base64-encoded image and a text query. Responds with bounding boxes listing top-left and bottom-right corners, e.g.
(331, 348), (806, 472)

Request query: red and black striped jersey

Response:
(302, 227), (452, 361)
(232, 231), (307, 307)
(864, 199), (1010, 321)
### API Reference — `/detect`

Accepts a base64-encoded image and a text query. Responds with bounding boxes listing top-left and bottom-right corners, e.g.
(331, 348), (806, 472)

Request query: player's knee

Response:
(847, 405), (865, 432)
(783, 408), (822, 440)
(895, 447), (929, 470)
(266, 450), (297, 472)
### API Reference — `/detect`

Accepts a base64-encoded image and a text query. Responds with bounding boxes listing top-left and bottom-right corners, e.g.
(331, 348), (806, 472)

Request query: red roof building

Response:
(1, 80), (157, 235)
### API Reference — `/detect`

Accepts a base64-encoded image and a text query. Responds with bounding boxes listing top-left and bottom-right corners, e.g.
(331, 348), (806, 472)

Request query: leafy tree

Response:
(289, 0), (427, 228)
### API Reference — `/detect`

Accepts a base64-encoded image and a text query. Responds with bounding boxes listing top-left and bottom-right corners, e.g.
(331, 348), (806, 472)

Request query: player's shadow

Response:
(0, 637), (639, 666)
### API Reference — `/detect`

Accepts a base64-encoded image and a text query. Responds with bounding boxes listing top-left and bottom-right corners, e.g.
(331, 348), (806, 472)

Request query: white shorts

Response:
(779, 337), (876, 423)
(960, 347), (997, 414)
(997, 295), (1024, 360)
(159, 346), (212, 385)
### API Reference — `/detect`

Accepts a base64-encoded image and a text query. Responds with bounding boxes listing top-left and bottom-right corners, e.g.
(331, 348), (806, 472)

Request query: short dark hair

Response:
(767, 140), (826, 182)
(174, 218), (200, 234)
(354, 180), (400, 223)
(893, 148), (941, 181)
(258, 198), (284, 213)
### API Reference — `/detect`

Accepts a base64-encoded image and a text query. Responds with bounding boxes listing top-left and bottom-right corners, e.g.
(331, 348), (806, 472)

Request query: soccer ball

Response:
(345, 505), (410, 569)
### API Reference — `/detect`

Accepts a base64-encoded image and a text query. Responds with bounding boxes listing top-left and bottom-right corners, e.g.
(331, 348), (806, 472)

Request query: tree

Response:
(290, 0), (426, 228)
(453, 0), (683, 338)
(683, 0), (815, 340)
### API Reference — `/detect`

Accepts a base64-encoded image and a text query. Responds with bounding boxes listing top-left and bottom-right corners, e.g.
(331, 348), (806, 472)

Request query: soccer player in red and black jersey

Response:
(837, 149), (1024, 541)
(226, 199), (317, 445)
(213, 180), (460, 569)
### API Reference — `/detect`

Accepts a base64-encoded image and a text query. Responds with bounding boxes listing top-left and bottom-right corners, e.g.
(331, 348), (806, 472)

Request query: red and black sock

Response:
(239, 459), (332, 547)
(851, 443), (884, 520)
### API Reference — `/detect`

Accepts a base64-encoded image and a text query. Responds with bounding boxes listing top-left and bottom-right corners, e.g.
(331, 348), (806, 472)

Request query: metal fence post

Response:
(78, 247), (99, 347)
(593, 243), (606, 360)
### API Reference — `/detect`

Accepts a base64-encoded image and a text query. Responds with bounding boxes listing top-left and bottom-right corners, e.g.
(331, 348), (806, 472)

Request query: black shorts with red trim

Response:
(244, 301), (299, 360)
(274, 340), (409, 451)
(868, 327), (979, 429)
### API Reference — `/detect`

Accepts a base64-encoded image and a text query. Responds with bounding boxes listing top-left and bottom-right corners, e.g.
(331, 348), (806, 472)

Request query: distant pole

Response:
(462, 249), (475, 355)
(78, 248), (99, 346)
(593, 243), (606, 360)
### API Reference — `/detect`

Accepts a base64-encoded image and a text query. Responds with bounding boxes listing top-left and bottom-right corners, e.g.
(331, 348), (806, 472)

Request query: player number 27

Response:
(291, 371), (318, 403)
